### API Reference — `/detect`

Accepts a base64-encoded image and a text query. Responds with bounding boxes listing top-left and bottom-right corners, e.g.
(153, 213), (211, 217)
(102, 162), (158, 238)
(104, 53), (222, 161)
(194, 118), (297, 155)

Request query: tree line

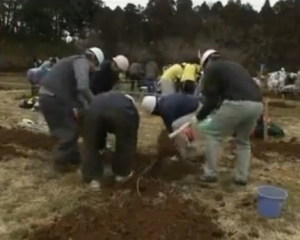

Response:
(1, 0), (300, 73)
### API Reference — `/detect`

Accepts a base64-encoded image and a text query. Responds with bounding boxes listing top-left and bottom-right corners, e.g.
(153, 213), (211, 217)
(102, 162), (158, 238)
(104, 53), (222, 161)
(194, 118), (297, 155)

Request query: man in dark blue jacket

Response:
(141, 93), (201, 159)
(141, 93), (200, 133)
(81, 91), (139, 190)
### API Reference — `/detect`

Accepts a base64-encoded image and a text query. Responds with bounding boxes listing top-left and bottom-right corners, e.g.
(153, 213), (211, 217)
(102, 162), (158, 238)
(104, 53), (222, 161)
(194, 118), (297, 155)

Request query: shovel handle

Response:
(168, 121), (192, 139)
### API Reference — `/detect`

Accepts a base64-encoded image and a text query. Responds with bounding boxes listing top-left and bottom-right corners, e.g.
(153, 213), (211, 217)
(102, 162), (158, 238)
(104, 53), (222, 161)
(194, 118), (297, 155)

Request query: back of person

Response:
(207, 60), (262, 102)
(40, 55), (82, 106)
(90, 60), (118, 94)
(90, 91), (135, 114)
(161, 64), (183, 81)
(158, 93), (199, 131)
(145, 61), (158, 79)
(181, 64), (197, 82)
(129, 63), (143, 75)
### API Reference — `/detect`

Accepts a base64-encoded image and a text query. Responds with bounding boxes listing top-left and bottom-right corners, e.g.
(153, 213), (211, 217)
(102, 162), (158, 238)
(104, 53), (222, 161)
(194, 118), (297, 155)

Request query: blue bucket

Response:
(257, 185), (288, 218)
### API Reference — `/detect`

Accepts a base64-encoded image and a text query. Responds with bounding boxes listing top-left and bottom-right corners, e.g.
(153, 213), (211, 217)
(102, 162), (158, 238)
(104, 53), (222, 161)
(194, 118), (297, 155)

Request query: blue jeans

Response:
(145, 78), (156, 93)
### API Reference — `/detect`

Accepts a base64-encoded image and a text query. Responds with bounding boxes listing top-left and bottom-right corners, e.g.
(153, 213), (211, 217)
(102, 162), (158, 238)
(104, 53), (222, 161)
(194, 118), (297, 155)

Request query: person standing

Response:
(38, 47), (104, 173)
(193, 49), (263, 185)
(145, 60), (159, 94)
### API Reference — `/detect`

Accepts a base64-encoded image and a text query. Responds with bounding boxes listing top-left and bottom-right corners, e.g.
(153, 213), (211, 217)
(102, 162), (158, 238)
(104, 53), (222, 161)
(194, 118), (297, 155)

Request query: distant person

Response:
(180, 62), (198, 94)
(160, 64), (184, 95)
(128, 62), (144, 91)
(145, 60), (159, 93)
(90, 55), (129, 95)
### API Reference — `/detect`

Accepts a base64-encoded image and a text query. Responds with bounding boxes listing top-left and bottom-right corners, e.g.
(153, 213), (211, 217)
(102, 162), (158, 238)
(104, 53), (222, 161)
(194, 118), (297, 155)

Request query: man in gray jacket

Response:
(38, 47), (104, 173)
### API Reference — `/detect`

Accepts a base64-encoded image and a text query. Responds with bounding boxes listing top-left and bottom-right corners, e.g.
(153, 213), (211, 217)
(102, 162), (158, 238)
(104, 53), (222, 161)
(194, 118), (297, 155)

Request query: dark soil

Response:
(0, 126), (57, 160)
(252, 138), (300, 160)
(0, 126), (57, 151)
(268, 101), (296, 109)
(31, 191), (224, 240)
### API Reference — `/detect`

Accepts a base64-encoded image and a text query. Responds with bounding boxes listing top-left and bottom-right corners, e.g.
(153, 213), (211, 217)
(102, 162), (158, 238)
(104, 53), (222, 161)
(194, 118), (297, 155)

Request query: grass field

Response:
(0, 74), (300, 240)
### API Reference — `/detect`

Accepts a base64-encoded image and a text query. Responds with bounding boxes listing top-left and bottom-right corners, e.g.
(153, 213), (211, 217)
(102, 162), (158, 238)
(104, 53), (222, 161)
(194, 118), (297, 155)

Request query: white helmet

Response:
(201, 49), (218, 66)
(113, 55), (129, 71)
(88, 47), (104, 65)
(141, 96), (157, 114)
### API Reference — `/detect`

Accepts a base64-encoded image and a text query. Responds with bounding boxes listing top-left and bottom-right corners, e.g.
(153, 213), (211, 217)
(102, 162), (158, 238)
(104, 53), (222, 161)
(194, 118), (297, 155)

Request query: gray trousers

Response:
(198, 100), (263, 181)
(81, 108), (139, 182)
(39, 94), (80, 167)
(160, 78), (175, 96)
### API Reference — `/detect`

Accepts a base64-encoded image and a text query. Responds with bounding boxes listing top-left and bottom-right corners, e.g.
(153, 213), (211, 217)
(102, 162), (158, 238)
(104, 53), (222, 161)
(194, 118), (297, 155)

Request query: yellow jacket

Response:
(161, 64), (183, 82)
(181, 64), (198, 82)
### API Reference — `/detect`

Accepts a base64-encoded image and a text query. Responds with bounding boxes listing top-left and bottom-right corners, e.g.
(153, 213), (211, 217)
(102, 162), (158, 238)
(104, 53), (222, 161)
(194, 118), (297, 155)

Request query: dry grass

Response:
(0, 76), (300, 240)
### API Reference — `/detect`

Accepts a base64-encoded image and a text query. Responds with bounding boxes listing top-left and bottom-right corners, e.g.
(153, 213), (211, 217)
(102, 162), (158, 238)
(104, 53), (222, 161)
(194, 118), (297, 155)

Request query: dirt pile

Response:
(252, 138), (300, 160)
(268, 101), (296, 109)
(0, 126), (56, 160)
(0, 126), (56, 151)
(31, 191), (224, 240)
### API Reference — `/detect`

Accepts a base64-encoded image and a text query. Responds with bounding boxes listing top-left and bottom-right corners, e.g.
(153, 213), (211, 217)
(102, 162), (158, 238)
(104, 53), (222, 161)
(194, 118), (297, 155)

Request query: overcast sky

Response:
(105, 0), (278, 11)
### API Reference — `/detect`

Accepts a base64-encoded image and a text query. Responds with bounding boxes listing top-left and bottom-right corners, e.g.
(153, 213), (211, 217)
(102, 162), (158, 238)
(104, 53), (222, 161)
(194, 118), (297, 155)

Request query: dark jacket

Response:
(197, 60), (262, 120)
(90, 60), (119, 95)
(156, 93), (199, 132)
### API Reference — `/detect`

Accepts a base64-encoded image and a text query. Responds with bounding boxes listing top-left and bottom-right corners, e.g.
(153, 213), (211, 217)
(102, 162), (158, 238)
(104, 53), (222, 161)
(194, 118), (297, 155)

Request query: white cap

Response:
(113, 55), (129, 71)
(88, 47), (104, 65)
(201, 49), (218, 65)
(141, 96), (157, 114)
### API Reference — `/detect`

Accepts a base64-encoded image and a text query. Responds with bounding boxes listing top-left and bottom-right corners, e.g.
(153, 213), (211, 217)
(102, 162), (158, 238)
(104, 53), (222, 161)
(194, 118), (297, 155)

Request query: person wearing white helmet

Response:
(81, 90), (139, 190)
(38, 47), (104, 173)
(141, 93), (201, 158)
(193, 49), (263, 186)
(89, 54), (129, 94)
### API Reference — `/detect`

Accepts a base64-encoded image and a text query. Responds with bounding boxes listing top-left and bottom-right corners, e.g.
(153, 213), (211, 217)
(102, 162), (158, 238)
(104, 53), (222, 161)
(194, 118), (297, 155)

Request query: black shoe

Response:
(233, 179), (247, 186)
(199, 175), (218, 183)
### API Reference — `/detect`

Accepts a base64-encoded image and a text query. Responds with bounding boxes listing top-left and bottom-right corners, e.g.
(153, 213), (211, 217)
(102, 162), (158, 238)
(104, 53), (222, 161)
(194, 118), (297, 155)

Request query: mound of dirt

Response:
(0, 126), (56, 151)
(0, 145), (27, 160)
(157, 129), (179, 157)
(268, 101), (296, 108)
(252, 138), (300, 160)
(31, 191), (224, 240)
(102, 150), (201, 184)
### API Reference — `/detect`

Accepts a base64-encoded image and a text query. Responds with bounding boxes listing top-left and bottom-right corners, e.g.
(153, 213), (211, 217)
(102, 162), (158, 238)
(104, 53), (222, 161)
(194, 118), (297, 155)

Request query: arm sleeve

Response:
(196, 66), (220, 121)
(73, 58), (94, 107)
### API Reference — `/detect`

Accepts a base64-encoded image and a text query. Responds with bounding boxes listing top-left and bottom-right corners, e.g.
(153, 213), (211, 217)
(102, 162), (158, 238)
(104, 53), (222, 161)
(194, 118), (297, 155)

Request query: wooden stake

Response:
(263, 98), (269, 141)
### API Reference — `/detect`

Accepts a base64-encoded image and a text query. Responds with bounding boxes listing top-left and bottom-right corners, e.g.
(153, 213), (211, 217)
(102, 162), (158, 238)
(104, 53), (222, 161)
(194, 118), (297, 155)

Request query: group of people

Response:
(37, 46), (263, 190)
(127, 59), (201, 95)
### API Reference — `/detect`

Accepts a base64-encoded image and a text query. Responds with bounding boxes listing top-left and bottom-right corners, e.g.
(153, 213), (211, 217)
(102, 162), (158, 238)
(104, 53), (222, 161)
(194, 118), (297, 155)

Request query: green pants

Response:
(198, 100), (263, 181)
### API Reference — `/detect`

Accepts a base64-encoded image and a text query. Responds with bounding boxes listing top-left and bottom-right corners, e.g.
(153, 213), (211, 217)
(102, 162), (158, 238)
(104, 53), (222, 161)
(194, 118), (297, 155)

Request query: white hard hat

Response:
(141, 96), (157, 114)
(88, 47), (104, 65)
(201, 49), (218, 66)
(113, 55), (129, 71)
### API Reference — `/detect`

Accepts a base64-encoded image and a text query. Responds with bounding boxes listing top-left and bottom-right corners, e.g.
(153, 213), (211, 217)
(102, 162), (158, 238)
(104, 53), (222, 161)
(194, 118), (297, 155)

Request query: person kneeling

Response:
(81, 91), (139, 190)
